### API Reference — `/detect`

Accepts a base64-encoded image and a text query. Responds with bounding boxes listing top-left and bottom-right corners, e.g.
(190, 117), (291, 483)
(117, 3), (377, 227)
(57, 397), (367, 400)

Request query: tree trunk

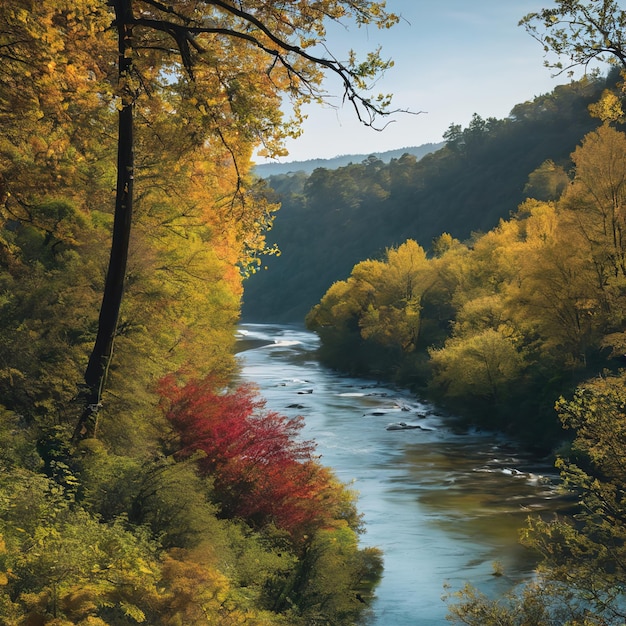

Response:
(73, 0), (134, 441)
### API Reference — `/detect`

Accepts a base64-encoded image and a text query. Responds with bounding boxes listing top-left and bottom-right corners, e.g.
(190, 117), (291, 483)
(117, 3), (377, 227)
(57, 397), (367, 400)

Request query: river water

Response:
(235, 324), (568, 625)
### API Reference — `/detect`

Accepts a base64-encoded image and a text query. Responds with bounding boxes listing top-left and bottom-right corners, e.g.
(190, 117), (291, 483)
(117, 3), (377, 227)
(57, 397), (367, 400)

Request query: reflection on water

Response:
(236, 324), (569, 625)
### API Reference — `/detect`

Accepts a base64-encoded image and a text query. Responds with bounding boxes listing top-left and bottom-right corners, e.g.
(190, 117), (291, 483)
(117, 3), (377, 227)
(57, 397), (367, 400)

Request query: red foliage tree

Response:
(159, 376), (351, 542)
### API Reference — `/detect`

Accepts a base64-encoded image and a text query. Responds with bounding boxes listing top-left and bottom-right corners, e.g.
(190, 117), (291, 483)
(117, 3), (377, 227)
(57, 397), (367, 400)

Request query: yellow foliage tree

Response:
(308, 240), (433, 355)
(68, 0), (401, 439)
(429, 328), (524, 403)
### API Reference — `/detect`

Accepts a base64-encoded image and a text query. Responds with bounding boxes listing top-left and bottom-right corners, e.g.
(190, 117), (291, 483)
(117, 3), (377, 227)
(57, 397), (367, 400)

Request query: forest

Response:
(242, 73), (609, 322)
(0, 1), (393, 624)
(304, 95), (626, 623)
(5, 0), (626, 625)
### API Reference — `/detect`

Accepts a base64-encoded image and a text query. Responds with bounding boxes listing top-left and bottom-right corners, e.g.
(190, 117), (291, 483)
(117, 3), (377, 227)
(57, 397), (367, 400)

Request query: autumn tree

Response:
(307, 240), (433, 377)
(505, 200), (602, 368)
(159, 375), (362, 543)
(0, 4), (114, 420)
(30, 0), (400, 440)
(561, 125), (626, 283)
(429, 329), (525, 408)
(158, 374), (383, 621)
(483, 130), (626, 372)
(533, 375), (626, 621)
(358, 240), (432, 351)
(425, 217), (526, 401)
(0, 2), (115, 210)
(524, 159), (570, 201)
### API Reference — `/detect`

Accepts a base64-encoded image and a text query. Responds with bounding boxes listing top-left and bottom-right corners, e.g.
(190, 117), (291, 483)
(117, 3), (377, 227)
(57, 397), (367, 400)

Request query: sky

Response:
(256, 0), (605, 164)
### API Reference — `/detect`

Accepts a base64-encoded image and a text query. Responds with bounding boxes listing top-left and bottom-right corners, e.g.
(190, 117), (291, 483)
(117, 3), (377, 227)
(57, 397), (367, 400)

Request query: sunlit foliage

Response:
(0, 1), (394, 623)
(158, 375), (382, 621)
(308, 119), (626, 447)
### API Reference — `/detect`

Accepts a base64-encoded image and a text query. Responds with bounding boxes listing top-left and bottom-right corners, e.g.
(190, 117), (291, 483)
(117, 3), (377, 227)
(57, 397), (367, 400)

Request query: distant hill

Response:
(242, 75), (615, 323)
(253, 143), (444, 177)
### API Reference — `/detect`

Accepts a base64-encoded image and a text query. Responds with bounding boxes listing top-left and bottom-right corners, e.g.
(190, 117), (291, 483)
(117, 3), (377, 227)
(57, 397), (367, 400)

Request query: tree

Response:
(443, 122), (464, 152)
(509, 204), (602, 367)
(156, 546), (285, 626)
(524, 159), (570, 201)
(429, 328), (525, 406)
(589, 88), (626, 123)
(0, 468), (162, 624)
(159, 375), (363, 543)
(308, 241), (432, 352)
(447, 373), (626, 625)
(358, 240), (432, 352)
(68, 0), (401, 439)
(0, 2), (114, 210)
(517, 127), (626, 366)
(282, 521), (383, 623)
(158, 374), (382, 622)
(561, 125), (626, 282)
(521, 1), (626, 75)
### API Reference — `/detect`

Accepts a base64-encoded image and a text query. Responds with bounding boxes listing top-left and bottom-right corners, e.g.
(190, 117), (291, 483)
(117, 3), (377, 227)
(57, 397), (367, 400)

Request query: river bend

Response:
(236, 324), (566, 625)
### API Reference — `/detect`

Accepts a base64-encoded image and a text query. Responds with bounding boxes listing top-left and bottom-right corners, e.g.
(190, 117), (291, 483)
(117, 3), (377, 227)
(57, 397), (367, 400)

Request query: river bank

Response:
(236, 324), (570, 625)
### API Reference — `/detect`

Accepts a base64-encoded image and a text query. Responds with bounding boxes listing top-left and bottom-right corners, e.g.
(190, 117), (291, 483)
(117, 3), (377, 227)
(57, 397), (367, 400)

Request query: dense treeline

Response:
(0, 2), (391, 624)
(307, 121), (626, 450)
(307, 106), (626, 625)
(242, 73), (613, 322)
(438, 10), (626, 622)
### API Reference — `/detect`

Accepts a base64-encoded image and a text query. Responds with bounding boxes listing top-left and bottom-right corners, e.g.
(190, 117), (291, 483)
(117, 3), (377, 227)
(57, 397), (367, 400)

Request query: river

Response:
(235, 324), (567, 625)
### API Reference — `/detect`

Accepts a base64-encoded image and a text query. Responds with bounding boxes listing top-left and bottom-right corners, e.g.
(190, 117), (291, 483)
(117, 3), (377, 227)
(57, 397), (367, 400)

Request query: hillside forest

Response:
(306, 96), (626, 623)
(243, 74), (610, 323)
(0, 1), (397, 624)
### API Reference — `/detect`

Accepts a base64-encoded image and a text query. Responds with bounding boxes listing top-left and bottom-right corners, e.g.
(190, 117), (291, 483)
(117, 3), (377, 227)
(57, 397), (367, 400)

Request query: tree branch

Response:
(132, 0), (407, 126)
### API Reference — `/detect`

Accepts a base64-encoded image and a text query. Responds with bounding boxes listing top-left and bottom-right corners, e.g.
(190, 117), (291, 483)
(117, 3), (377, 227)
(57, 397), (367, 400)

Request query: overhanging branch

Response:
(132, 0), (409, 126)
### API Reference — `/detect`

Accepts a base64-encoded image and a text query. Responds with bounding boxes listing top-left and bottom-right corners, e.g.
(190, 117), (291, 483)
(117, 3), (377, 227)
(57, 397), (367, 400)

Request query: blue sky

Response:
(257, 0), (606, 164)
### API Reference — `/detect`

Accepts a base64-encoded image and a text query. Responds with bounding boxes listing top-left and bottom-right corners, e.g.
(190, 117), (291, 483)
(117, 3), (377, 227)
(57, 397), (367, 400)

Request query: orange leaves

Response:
(158, 548), (236, 625)
(156, 545), (285, 625)
(0, 2), (115, 209)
